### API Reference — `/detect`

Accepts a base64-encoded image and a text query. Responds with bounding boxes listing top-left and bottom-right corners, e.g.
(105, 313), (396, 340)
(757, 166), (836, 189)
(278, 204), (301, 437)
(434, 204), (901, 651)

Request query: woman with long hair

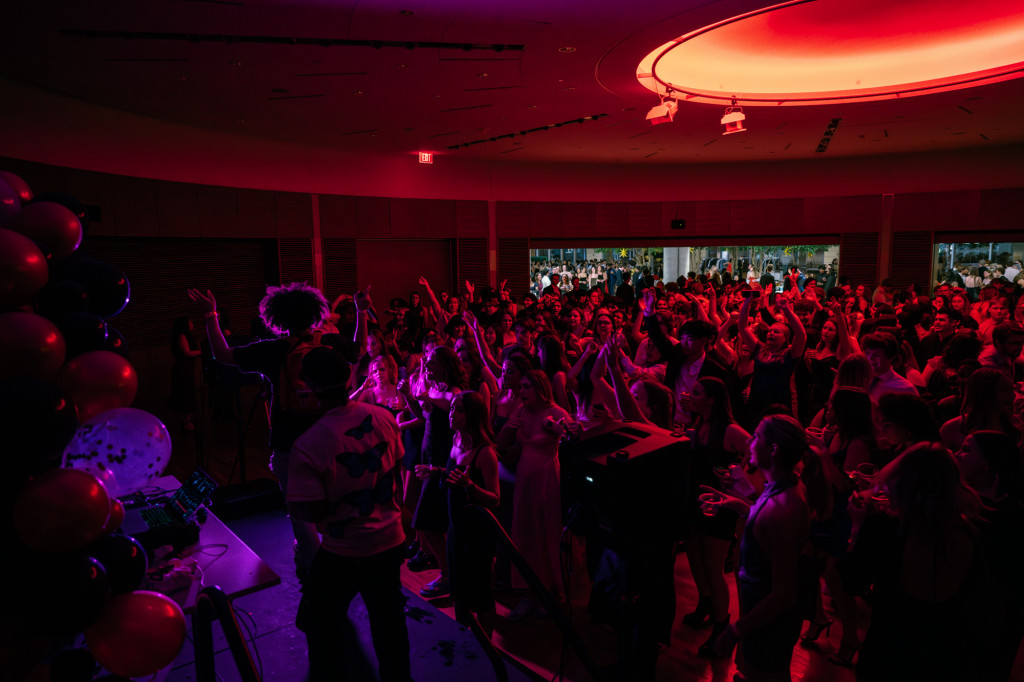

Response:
(442, 391), (500, 624)
(403, 345), (468, 599)
(839, 443), (985, 680)
(454, 337), (495, 408)
(601, 336), (675, 430)
(496, 370), (571, 620)
(803, 388), (875, 665)
(802, 302), (853, 423)
(703, 415), (815, 680)
(682, 376), (751, 656)
(939, 367), (1019, 452)
(738, 293), (807, 428)
(536, 333), (572, 413)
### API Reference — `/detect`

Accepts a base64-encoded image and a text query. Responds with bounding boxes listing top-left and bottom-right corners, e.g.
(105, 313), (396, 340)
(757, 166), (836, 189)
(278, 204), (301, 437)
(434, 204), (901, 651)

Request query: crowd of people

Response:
(189, 255), (1024, 681)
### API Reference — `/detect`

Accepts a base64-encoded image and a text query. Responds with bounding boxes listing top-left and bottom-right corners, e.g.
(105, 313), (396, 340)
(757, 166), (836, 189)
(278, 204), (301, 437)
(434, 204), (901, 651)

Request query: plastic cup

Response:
(699, 492), (722, 517)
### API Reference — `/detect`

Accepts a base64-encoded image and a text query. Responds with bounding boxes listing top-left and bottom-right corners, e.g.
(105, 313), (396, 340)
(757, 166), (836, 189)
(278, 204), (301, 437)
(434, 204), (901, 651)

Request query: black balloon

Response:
(0, 378), (78, 485)
(36, 279), (90, 320)
(4, 551), (111, 636)
(50, 648), (98, 682)
(53, 253), (130, 319)
(104, 324), (128, 357)
(57, 311), (109, 359)
(86, 534), (148, 595)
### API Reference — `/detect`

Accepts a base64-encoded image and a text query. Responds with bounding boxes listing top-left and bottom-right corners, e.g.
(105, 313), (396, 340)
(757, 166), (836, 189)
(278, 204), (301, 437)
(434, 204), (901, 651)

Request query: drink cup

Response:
(699, 491), (723, 517)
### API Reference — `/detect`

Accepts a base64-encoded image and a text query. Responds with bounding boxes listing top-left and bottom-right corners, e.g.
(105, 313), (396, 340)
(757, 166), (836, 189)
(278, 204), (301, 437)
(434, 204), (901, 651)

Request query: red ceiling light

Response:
(637, 0), (1024, 106)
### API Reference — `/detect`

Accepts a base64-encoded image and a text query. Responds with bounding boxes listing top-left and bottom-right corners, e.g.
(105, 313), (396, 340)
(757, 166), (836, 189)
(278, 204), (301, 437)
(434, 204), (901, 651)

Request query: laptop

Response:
(122, 469), (218, 553)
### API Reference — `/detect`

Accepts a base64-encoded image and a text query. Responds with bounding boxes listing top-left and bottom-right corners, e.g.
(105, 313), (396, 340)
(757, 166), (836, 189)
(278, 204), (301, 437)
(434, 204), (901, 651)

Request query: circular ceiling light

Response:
(637, 0), (1024, 105)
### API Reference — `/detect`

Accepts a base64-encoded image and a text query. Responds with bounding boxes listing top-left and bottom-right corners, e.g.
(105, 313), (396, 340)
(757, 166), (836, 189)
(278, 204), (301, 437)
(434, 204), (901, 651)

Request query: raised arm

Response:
(777, 296), (806, 359)
(464, 309), (502, 377)
(353, 285), (372, 356)
(828, 300), (853, 361)
(604, 338), (649, 424)
(737, 294), (759, 352)
(187, 289), (236, 365)
(641, 289), (676, 358)
(418, 275), (444, 324)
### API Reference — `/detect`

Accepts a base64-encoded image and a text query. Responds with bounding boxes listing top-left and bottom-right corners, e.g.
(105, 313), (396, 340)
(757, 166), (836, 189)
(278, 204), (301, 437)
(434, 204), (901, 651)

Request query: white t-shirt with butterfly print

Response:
(288, 402), (406, 558)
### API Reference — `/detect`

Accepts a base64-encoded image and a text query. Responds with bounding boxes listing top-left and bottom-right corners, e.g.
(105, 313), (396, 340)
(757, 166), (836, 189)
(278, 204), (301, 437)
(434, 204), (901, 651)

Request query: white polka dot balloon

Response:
(63, 408), (172, 494)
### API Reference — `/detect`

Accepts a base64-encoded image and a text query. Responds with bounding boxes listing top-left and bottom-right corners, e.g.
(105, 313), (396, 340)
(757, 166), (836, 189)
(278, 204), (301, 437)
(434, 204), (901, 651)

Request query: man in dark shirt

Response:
(616, 271), (636, 309)
(641, 290), (730, 425)
(188, 282), (370, 578)
(916, 310), (961, 367)
(542, 273), (563, 297)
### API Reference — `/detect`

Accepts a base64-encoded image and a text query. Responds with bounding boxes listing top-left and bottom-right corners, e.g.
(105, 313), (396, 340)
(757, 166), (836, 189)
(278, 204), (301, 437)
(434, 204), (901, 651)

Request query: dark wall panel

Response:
(892, 191), (981, 231)
(840, 232), (880, 289)
(889, 231), (934, 295)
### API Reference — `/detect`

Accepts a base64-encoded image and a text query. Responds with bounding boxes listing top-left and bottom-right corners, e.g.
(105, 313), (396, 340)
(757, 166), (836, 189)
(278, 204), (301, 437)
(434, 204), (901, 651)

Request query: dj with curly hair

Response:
(188, 281), (370, 580)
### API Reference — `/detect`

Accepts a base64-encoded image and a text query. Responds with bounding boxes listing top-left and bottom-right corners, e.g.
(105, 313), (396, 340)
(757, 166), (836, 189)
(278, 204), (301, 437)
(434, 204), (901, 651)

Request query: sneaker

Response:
(403, 539), (421, 559)
(419, 578), (450, 599)
(406, 551), (437, 572)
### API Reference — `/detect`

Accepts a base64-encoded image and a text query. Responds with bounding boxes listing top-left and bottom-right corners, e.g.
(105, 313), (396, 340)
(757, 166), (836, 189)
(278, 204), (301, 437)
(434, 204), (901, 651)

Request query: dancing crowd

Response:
(190, 259), (1024, 682)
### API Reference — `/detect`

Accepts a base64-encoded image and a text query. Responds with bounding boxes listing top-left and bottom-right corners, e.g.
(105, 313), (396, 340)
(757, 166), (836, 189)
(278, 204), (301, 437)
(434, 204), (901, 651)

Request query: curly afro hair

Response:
(258, 281), (329, 336)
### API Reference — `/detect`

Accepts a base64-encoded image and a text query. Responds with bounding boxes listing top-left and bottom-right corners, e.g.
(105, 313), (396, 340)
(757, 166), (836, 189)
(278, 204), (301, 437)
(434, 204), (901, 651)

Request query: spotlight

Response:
(646, 99), (677, 126)
(721, 99), (746, 135)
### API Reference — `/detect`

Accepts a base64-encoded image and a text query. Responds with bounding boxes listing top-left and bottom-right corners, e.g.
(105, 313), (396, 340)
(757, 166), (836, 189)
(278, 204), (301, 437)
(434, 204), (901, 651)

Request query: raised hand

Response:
(642, 289), (656, 316)
(354, 284), (373, 311)
(417, 275), (431, 288)
(187, 288), (218, 315)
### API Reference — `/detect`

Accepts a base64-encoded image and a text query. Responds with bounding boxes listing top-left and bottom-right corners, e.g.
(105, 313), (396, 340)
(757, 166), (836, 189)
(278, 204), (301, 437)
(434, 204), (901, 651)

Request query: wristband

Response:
(204, 311), (219, 319)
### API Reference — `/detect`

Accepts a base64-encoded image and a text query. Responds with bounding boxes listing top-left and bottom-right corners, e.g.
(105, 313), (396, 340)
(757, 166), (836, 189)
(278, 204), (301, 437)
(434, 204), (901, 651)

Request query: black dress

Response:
(688, 424), (740, 541)
(412, 402), (454, 533)
(446, 446), (496, 615)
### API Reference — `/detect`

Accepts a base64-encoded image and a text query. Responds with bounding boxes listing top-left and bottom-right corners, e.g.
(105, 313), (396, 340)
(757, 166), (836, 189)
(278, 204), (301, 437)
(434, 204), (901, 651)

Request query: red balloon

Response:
(102, 498), (126, 535)
(85, 591), (186, 678)
(0, 170), (33, 203)
(12, 468), (111, 552)
(0, 228), (48, 309)
(7, 201), (82, 261)
(56, 350), (138, 422)
(0, 174), (21, 224)
(0, 311), (67, 380)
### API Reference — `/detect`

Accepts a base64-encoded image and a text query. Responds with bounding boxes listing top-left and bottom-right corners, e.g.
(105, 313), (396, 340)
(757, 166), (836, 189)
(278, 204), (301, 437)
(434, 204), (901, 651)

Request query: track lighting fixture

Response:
(721, 98), (746, 135)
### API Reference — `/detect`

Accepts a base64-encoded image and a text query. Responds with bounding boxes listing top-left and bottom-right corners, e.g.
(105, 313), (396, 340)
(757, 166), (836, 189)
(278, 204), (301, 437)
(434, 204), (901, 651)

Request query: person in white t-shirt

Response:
(289, 348), (411, 682)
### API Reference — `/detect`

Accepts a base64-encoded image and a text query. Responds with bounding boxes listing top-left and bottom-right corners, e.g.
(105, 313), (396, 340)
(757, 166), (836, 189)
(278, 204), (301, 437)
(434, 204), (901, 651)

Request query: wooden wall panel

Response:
(495, 202), (531, 237)
(456, 200), (489, 238)
(156, 182), (202, 237)
(275, 192), (313, 237)
(803, 196), (844, 234)
(457, 238), (489, 292)
(498, 238), (530, 297)
(889, 231), (933, 295)
(978, 188), (1024, 229)
(322, 238), (358, 304)
(278, 238), (314, 286)
(892, 191), (981, 231)
(236, 188), (279, 238)
(838, 195), (884, 233)
(839, 232), (880, 288)
(629, 202), (664, 234)
(695, 200), (731, 235)
(196, 185), (242, 238)
(390, 198), (457, 238)
(354, 196), (391, 237)
(318, 195), (358, 238)
(108, 177), (161, 237)
(561, 203), (596, 235)
(595, 203), (629, 237)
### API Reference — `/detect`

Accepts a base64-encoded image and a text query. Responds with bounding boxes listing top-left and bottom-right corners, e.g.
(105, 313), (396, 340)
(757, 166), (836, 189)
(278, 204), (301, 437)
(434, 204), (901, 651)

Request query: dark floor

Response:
(156, 394), (1024, 682)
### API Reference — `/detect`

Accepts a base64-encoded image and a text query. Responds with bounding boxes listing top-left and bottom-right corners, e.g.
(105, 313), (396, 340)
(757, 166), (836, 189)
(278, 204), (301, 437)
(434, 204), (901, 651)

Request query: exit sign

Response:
(418, 152), (433, 164)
